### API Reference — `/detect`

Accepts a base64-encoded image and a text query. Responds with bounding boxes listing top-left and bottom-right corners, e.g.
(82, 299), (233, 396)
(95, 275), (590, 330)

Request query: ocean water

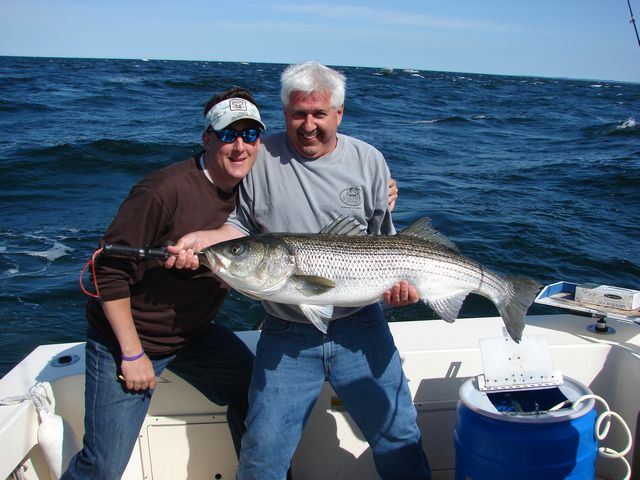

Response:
(1, 56), (638, 377)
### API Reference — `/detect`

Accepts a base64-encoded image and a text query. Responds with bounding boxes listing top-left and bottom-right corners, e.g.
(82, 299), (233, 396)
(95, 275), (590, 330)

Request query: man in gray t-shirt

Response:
(226, 130), (396, 325)
(170, 61), (431, 480)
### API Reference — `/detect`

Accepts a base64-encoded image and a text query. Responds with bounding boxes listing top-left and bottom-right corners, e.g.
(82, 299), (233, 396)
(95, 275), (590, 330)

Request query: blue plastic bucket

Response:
(454, 377), (598, 480)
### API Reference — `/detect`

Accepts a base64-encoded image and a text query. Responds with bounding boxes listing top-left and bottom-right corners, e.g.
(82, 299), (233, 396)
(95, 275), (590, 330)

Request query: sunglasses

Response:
(214, 128), (261, 144)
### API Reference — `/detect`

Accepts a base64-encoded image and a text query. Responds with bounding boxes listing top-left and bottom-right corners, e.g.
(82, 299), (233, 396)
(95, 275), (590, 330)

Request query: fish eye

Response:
(230, 244), (244, 256)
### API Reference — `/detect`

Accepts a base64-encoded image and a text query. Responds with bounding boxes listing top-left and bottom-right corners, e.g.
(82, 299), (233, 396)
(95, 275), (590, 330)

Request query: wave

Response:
(611, 117), (639, 134)
(0, 230), (75, 270)
(0, 228), (102, 333)
(165, 78), (235, 90)
(406, 114), (521, 127)
(410, 115), (471, 125)
(22, 241), (72, 262)
(0, 99), (52, 113)
(582, 117), (640, 138)
(4, 139), (200, 175)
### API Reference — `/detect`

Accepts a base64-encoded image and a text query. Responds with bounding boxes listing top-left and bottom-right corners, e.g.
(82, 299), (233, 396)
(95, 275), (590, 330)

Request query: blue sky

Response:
(2, 0), (639, 83)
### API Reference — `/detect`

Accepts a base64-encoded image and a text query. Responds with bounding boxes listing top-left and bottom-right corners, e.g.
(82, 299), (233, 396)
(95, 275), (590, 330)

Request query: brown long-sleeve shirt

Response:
(87, 153), (236, 356)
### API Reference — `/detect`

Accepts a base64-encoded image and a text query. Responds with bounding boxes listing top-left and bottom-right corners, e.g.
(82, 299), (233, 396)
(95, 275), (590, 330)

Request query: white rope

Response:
(0, 394), (32, 406)
(2, 383), (56, 479)
(0, 383), (52, 413)
(550, 394), (632, 480)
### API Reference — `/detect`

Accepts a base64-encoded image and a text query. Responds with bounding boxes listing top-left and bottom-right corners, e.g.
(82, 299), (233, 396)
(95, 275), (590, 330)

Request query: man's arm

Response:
(384, 178), (418, 306)
(165, 223), (244, 270)
(102, 298), (157, 391)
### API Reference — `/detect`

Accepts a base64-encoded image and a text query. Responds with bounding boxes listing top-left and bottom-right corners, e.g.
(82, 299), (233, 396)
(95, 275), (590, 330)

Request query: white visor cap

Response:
(204, 98), (266, 131)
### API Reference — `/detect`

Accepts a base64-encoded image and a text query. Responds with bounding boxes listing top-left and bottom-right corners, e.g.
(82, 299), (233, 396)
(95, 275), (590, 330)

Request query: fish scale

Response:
(202, 218), (540, 342)
(289, 235), (486, 287)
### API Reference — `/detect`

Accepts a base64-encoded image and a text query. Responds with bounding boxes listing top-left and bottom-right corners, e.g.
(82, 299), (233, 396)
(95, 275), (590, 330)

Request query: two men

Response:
(66, 78), (407, 479)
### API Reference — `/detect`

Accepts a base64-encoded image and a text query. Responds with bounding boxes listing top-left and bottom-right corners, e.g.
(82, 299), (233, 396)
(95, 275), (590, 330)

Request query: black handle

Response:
(101, 243), (169, 260)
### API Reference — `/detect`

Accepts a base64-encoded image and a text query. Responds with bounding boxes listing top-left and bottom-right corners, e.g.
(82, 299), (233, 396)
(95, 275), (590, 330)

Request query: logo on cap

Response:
(229, 99), (248, 111)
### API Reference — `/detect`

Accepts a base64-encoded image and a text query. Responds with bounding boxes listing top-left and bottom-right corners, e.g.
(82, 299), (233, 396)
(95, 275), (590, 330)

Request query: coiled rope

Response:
(79, 247), (103, 298)
(550, 394), (633, 480)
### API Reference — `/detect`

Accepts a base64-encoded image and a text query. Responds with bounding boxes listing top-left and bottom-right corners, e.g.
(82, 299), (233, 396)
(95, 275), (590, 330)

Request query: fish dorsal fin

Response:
(299, 304), (333, 333)
(400, 217), (458, 252)
(320, 216), (368, 236)
(292, 275), (336, 296)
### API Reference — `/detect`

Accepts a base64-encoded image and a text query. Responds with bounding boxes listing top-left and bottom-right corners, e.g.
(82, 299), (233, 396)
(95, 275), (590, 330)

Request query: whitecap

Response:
(16, 296), (39, 307)
(25, 241), (72, 261)
(616, 117), (637, 130)
(411, 119), (440, 124)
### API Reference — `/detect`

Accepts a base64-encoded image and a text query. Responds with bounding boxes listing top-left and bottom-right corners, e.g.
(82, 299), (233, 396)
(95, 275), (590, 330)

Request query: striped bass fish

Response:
(200, 217), (540, 342)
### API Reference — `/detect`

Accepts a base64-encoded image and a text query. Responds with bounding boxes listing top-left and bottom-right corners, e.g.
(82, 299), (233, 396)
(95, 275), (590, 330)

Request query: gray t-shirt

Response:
(227, 132), (394, 323)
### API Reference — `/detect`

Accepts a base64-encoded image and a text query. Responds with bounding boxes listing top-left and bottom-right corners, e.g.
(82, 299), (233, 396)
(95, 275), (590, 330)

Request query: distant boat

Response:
(373, 67), (395, 77)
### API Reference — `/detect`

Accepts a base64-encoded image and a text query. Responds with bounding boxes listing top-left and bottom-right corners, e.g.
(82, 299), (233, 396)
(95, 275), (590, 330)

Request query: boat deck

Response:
(1, 314), (639, 479)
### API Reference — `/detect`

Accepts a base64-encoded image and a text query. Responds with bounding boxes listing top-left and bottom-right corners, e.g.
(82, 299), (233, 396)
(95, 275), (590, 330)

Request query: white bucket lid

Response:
(458, 376), (595, 424)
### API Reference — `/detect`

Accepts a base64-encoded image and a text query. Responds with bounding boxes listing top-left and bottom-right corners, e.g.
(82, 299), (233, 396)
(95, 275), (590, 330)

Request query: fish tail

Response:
(497, 277), (541, 343)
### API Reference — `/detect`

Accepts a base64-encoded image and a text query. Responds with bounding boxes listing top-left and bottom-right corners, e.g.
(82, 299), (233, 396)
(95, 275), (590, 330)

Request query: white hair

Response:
(280, 61), (346, 109)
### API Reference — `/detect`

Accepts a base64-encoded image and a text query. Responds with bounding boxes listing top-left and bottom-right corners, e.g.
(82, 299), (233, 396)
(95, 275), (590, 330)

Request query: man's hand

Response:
(383, 280), (419, 306)
(388, 178), (398, 212)
(164, 232), (209, 270)
(119, 354), (157, 391)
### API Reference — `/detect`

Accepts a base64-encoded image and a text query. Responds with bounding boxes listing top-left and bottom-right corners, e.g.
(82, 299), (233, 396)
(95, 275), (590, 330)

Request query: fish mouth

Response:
(201, 251), (228, 273)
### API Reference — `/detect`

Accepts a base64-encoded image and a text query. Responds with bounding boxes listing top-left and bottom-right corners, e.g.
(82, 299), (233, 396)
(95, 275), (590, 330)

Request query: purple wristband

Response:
(121, 350), (145, 361)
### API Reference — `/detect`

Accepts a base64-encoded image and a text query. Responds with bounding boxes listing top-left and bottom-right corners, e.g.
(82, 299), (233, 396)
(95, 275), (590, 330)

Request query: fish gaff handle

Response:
(101, 243), (170, 259)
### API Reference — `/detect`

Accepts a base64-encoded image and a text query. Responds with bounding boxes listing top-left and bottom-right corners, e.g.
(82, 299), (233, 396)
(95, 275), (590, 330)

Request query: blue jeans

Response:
(236, 304), (431, 480)
(62, 322), (253, 480)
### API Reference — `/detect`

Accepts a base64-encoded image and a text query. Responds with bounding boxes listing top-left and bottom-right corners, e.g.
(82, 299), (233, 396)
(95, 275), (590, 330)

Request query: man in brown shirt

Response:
(63, 87), (264, 479)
